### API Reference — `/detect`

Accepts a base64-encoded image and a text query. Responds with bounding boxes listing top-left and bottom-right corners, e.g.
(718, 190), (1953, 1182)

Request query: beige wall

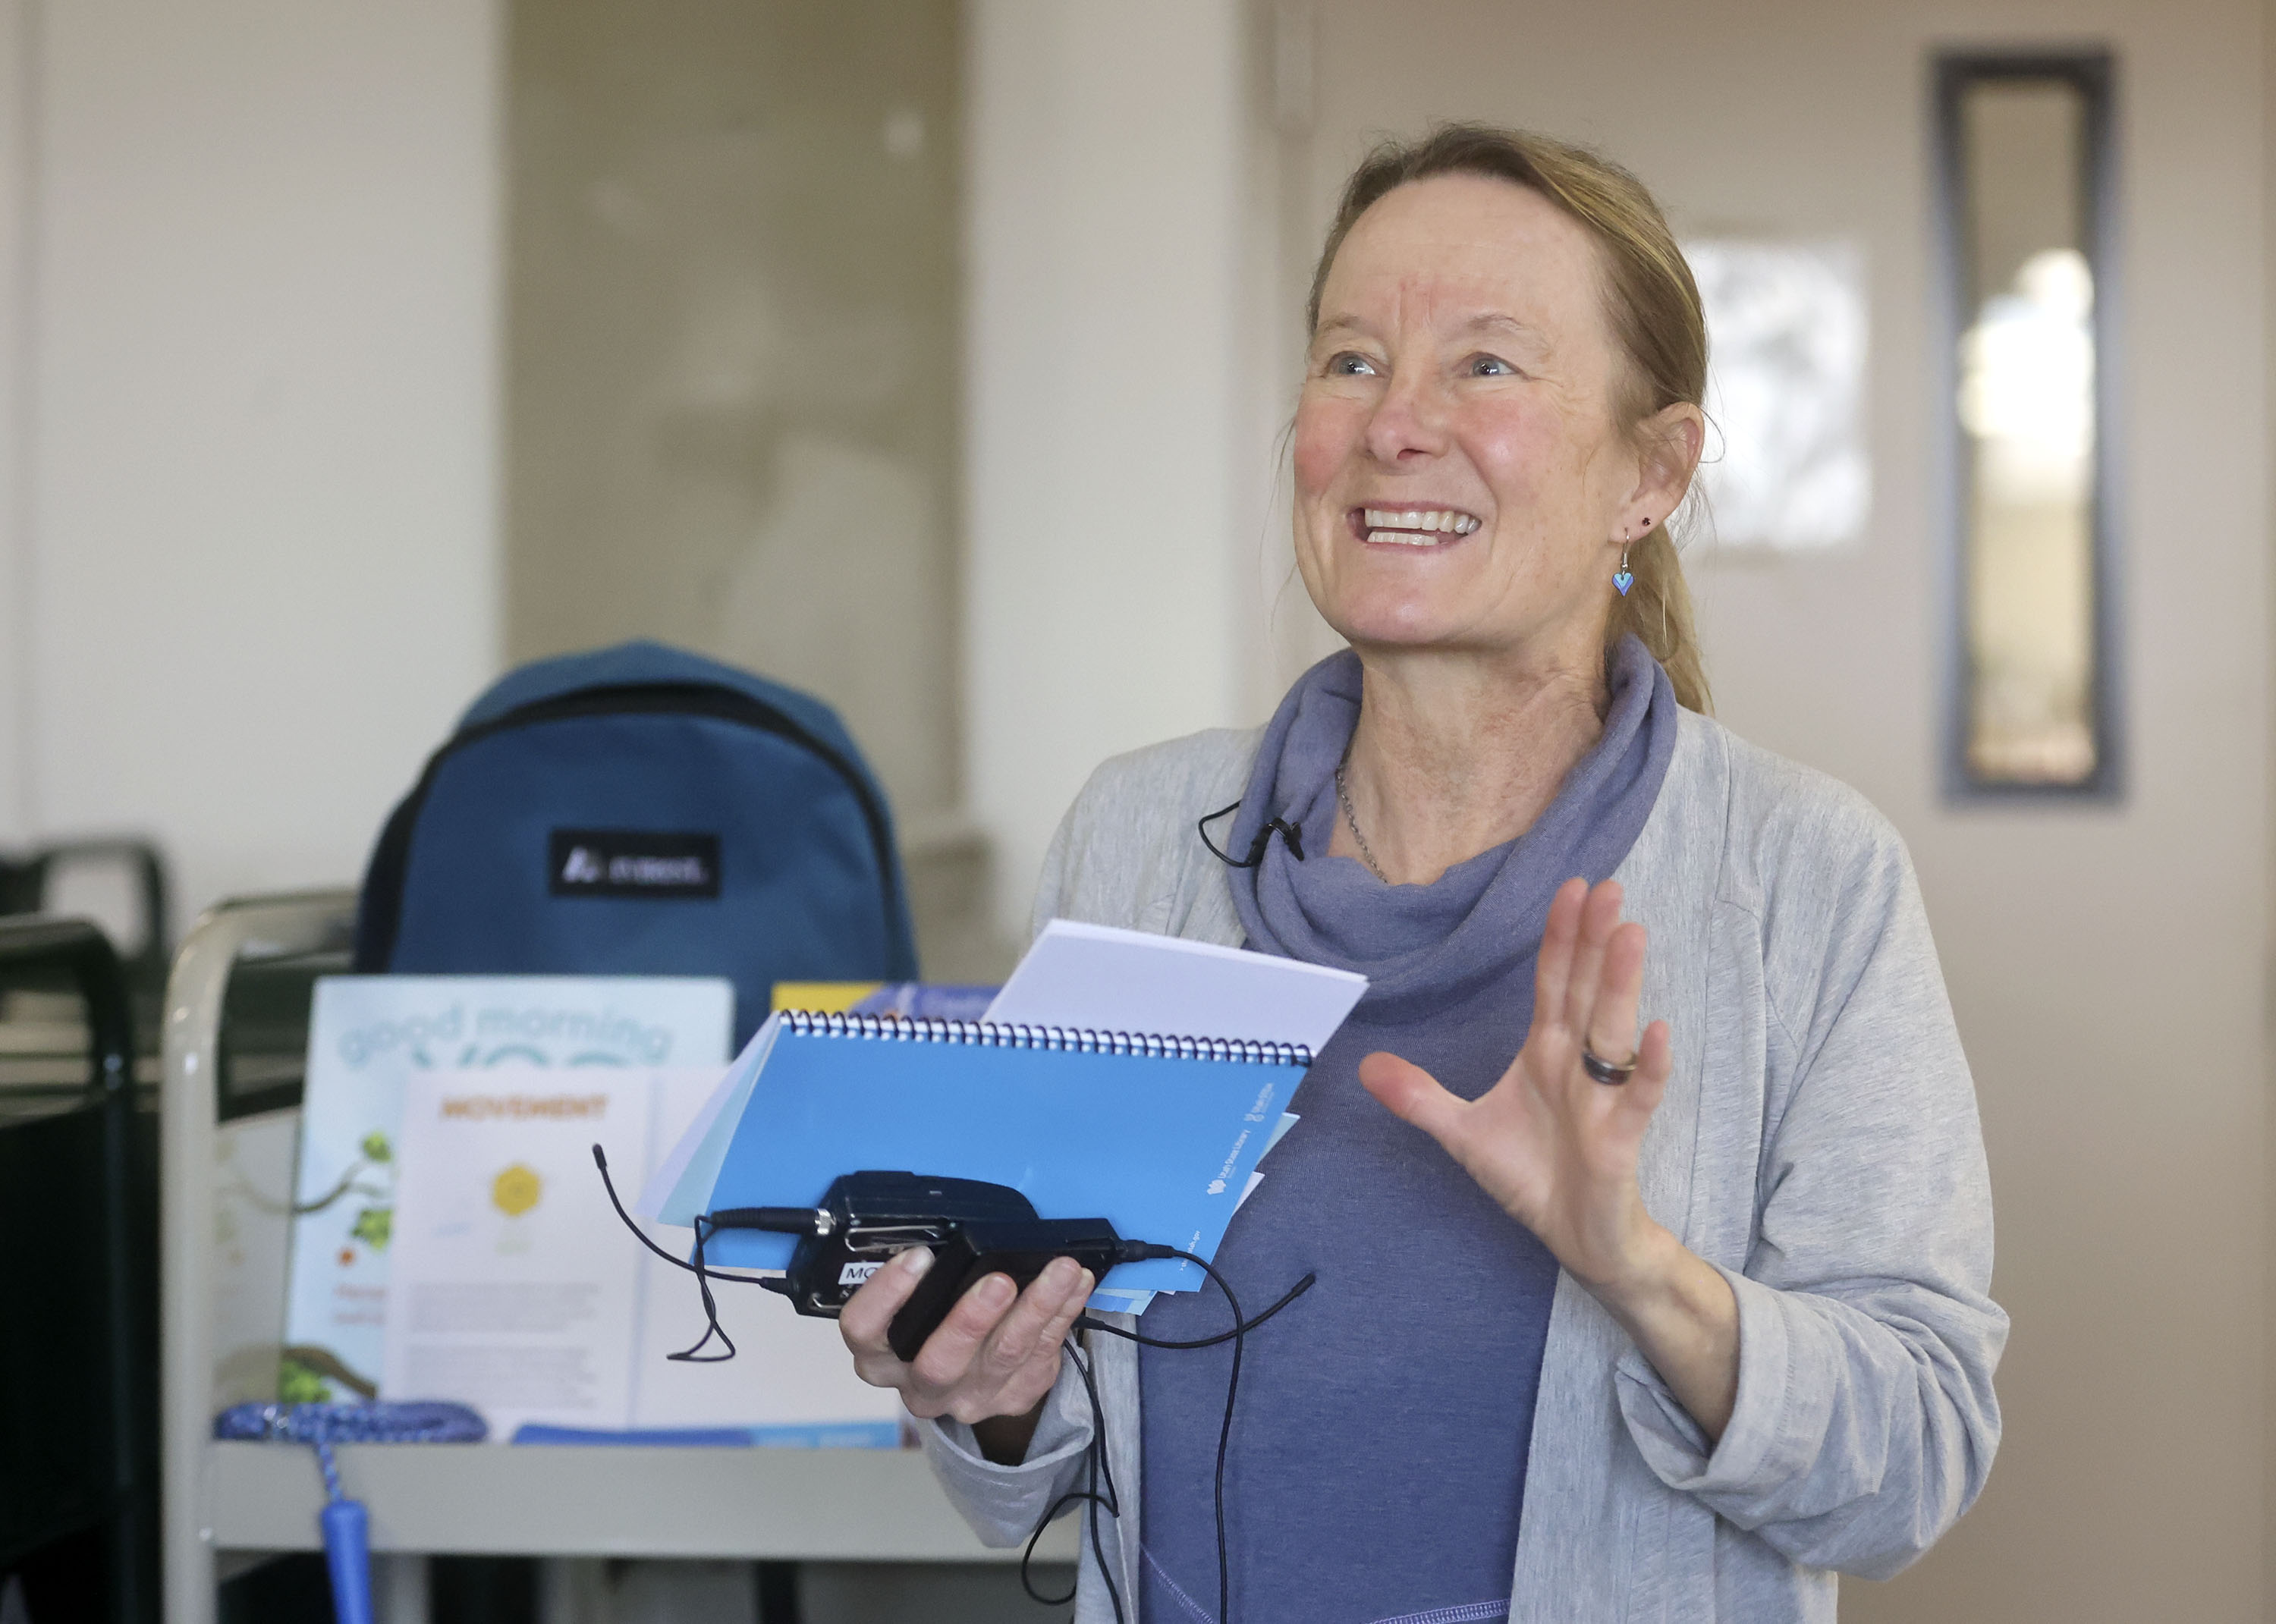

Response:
(506, 0), (963, 827)
(0, 0), (501, 920)
(1284, 0), (2268, 1618)
(505, 0), (1019, 979)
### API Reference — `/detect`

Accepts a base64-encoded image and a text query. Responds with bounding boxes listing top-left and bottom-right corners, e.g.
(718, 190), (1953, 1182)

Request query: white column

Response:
(964, 0), (1256, 940)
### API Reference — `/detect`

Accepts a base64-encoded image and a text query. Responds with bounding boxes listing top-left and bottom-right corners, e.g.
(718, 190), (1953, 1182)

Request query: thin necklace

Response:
(1334, 749), (1392, 883)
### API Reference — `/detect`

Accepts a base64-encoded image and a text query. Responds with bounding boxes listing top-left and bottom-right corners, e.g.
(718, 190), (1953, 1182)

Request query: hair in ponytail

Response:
(1310, 123), (1712, 711)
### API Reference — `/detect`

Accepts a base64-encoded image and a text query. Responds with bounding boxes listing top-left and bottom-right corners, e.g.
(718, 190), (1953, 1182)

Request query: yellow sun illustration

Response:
(491, 1162), (542, 1218)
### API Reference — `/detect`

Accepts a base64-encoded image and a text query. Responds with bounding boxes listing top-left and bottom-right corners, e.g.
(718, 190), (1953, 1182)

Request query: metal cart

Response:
(159, 891), (1069, 1624)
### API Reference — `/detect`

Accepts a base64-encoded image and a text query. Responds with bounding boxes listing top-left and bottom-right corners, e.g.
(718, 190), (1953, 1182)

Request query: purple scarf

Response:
(1138, 635), (1677, 1624)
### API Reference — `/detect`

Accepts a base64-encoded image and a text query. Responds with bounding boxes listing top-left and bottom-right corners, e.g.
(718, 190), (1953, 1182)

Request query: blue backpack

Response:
(354, 641), (918, 1044)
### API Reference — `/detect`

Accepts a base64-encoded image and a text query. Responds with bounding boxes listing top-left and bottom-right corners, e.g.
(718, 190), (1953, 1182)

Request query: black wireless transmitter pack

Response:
(592, 1146), (1313, 1624)
(705, 1170), (1137, 1361)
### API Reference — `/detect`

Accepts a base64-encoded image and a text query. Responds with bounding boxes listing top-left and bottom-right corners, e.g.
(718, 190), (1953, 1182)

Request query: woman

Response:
(838, 124), (2004, 1624)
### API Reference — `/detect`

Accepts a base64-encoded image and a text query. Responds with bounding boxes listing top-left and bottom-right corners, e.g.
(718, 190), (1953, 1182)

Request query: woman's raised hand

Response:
(1365, 876), (1740, 1436)
(838, 1246), (1095, 1465)
(1358, 876), (1674, 1293)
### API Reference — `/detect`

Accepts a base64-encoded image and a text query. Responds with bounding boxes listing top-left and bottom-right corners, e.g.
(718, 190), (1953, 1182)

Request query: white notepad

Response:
(984, 919), (1365, 1051)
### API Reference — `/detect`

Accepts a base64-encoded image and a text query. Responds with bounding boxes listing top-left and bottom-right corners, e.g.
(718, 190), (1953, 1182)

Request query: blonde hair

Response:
(1309, 123), (1711, 711)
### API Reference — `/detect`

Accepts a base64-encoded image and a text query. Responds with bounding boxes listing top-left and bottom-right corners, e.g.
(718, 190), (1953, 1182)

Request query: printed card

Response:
(282, 975), (732, 1399)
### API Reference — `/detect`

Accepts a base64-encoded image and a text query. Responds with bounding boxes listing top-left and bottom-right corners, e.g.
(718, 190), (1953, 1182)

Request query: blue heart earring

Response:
(1614, 517), (1646, 597)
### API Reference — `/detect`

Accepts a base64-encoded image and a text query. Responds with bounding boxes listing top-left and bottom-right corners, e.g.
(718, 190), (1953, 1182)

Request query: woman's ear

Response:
(1632, 401), (1705, 519)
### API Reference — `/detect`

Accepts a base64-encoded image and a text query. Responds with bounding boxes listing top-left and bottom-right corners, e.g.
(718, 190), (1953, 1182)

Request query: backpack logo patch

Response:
(549, 829), (721, 900)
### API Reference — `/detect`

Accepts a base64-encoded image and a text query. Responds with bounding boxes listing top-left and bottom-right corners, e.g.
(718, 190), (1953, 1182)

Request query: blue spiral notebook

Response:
(648, 1011), (1315, 1294)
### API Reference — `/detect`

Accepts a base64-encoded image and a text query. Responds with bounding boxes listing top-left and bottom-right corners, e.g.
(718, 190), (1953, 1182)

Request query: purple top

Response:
(1136, 636), (1677, 1624)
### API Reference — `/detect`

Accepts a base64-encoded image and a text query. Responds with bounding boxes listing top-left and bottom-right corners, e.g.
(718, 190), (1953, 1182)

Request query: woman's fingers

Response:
(1358, 1051), (1469, 1152)
(1633, 1019), (1672, 1097)
(1560, 880), (1627, 1045)
(938, 1261), (1093, 1424)
(1583, 920), (1649, 1070)
(907, 1271), (1020, 1393)
(1040, 1266), (1097, 1346)
(839, 1240), (1094, 1428)
(840, 1243), (933, 1358)
(1529, 878), (1589, 1037)
(995, 1265), (1096, 1408)
(906, 1258), (1097, 1418)
(970, 1257), (1085, 1379)
(1589, 1019), (1674, 1151)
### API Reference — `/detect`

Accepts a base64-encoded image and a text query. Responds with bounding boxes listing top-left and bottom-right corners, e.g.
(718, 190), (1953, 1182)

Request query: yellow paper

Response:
(770, 981), (882, 1014)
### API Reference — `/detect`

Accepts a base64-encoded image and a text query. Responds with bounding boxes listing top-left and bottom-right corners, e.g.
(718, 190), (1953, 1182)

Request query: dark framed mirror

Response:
(1935, 50), (2119, 798)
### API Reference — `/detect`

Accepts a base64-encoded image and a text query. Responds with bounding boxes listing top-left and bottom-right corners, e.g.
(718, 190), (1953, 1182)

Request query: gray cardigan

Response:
(916, 708), (2006, 1623)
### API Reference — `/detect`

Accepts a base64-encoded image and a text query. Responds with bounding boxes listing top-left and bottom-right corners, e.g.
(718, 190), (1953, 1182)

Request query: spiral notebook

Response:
(647, 1011), (1315, 1295)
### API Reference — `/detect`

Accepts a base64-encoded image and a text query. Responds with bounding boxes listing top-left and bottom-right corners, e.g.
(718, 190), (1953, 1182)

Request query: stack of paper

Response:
(986, 921), (1363, 1311)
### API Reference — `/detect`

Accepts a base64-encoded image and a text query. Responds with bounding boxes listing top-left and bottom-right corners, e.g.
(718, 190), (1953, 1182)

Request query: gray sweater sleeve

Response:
(1612, 794), (2007, 1579)
(913, 788), (1102, 1544)
(913, 1369), (1099, 1547)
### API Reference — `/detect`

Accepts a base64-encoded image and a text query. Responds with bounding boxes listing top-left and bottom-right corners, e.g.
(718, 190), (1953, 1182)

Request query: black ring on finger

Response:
(1580, 1042), (1638, 1086)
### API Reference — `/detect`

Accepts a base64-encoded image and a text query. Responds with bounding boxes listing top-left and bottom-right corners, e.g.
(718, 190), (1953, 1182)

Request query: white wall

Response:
(0, 0), (31, 842)
(963, 0), (1259, 939)
(4, 0), (501, 925)
(1290, 2), (2268, 1620)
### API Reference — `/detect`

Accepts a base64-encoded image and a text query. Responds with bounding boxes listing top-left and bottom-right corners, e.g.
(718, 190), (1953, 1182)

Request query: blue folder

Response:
(511, 1421), (901, 1450)
(657, 1013), (1312, 1293)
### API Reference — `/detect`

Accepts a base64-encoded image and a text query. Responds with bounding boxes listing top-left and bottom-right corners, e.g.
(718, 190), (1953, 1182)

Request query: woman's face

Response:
(1293, 173), (1681, 665)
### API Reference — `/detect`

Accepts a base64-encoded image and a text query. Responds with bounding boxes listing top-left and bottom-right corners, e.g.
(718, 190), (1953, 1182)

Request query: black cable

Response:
(592, 1150), (1306, 1622)
(593, 1144), (762, 1361)
(1029, 1249), (1312, 1624)
(1080, 1342), (1125, 1624)
(1022, 1341), (1124, 1624)
(1076, 1271), (1316, 1349)
(1075, 1342), (1128, 1624)
(1179, 1251), (1243, 1624)
(670, 1217), (737, 1362)
(1061, 1267), (1316, 1620)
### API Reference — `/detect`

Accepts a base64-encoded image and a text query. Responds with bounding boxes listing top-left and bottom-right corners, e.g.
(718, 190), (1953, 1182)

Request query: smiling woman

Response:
(1300, 131), (1712, 724)
(841, 124), (2005, 1624)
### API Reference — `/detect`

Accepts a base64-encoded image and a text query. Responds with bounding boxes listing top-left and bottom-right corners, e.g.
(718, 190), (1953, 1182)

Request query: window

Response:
(1685, 239), (1870, 553)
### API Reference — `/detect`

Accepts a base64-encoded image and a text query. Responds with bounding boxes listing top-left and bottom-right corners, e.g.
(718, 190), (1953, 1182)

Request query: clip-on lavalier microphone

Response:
(1198, 799), (1305, 868)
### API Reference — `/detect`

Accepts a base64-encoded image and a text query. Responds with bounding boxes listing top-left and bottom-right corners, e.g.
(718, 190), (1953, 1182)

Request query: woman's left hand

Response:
(1358, 875), (1669, 1289)
(1360, 875), (1740, 1438)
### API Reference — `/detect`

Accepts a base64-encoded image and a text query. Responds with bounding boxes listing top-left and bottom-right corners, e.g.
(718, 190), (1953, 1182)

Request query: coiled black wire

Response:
(593, 1145), (766, 1361)
(1020, 1253), (1316, 1624)
(596, 1145), (1314, 1620)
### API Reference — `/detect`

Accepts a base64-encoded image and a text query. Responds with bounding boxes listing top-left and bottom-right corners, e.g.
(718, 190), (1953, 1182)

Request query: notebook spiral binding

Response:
(780, 1009), (1313, 1068)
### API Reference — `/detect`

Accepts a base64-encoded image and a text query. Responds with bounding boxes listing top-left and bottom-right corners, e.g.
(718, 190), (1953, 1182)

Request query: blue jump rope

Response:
(213, 1402), (487, 1624)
